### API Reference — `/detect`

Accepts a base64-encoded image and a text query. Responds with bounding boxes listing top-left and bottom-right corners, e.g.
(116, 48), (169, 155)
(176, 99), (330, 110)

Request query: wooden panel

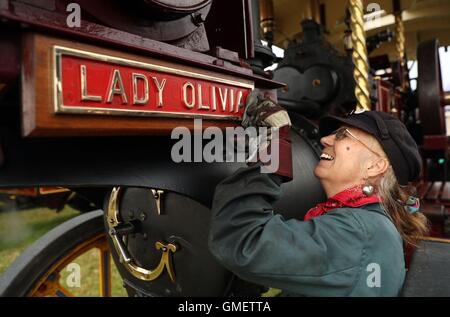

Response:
(0, 187), (39, 196)
(21, 33), (254, 137)
(421, 203), (444, 221)
(440, 182), (450, 202)
(0, 186), (68, 196)
(425, 181), (443, 202)
(375, 79), (392, 113)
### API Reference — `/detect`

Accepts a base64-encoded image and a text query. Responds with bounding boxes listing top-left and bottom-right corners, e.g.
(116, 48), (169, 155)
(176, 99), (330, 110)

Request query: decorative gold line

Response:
(54, 50), (61, 114)
(57, 105), (242, 121)
(53, 46), (251, 120)
(107, 187), (178, 282)
(53, 46), (254, 89)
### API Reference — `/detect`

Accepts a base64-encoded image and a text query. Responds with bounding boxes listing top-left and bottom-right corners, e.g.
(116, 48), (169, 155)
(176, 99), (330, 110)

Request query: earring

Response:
(362, 175), (374, 196)
(362, 184), (374, 196)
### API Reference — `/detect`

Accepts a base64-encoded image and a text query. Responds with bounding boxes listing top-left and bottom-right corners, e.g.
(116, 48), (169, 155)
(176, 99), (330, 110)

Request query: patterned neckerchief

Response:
(304, 185), (380, 221)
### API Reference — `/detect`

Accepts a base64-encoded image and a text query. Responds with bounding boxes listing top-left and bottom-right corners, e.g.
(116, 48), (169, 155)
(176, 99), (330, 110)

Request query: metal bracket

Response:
(151, 189), (165, 216)
(107, 187), (177, 282)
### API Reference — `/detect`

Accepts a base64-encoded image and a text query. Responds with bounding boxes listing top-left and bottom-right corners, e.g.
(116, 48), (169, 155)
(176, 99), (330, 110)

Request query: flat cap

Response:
(319, 111), (422, 185)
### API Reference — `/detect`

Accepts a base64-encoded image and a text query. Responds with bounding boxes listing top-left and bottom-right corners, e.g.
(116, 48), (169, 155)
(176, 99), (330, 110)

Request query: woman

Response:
(208, 92), (429, 297)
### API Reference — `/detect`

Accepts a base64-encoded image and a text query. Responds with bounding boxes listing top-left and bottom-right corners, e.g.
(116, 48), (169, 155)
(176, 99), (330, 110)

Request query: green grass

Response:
(0, 207), (79, 273)
(0, 208), (79, 251)
(0, 206), (127, 297)
(58, 247), (127, 297)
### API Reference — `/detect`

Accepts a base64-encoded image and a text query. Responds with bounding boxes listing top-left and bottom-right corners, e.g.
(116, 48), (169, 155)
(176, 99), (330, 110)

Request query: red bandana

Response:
(304, 186), (380, 221)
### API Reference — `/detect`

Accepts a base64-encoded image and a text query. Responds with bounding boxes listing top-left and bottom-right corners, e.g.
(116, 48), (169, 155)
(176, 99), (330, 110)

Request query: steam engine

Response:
(0, 0), (330, 297)
(4, 0), (448, 298)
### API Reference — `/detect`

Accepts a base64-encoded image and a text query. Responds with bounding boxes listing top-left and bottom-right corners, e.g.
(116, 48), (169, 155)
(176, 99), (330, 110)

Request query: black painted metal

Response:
(109, 189), (234, 296)
(0, 128), (242, 208)
(105, 114), (325, 296)
(417, 39), (445, 136)
(367, 30), (394, 55)
(78, 0), (212, 44)
(1, 0), (276, 85)
(0, 114), (325, 213)
(274, 20), (356, 119)
(204, 0), (253, 60)
(0, 76), (326, 213)
(401, 240), (450, 297)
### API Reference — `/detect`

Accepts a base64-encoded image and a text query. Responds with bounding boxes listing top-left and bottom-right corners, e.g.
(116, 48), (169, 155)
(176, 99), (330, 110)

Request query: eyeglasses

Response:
(333, 127), (384, 158)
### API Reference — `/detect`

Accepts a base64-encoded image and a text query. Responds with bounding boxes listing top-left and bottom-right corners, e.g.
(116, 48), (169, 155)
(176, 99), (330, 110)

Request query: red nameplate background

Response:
(57, 48), (252, 120)
(21, 33), (255, 137)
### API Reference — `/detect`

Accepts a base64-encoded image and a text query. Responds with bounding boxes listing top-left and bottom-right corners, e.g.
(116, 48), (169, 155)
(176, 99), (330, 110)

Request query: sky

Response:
(440, 46), (450, 92)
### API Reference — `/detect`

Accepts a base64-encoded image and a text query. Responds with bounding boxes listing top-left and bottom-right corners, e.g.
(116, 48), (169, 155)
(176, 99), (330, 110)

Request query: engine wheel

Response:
(0, 210), (116, 297)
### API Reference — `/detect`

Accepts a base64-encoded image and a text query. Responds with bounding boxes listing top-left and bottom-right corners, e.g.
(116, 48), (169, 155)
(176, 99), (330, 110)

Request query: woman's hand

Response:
(242, 90), (291, 129)
(242, 89), (293, 182)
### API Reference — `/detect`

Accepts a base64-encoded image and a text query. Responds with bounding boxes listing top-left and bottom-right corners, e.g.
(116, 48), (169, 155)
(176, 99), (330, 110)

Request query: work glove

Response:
(241, 90), (293, 182)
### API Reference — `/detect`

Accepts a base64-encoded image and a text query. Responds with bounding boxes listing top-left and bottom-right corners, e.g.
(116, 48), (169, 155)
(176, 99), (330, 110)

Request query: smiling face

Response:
(314, 126), (389, 198)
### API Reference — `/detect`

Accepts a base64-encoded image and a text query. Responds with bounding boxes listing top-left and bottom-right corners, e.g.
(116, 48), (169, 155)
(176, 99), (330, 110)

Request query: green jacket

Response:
(208, 165), (405, 297)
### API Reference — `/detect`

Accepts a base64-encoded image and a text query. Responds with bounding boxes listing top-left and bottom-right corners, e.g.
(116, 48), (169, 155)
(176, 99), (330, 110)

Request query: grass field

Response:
(0, 206), (127, 297)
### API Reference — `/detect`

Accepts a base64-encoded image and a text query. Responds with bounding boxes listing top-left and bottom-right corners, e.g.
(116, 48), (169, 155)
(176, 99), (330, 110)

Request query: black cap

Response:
(319, 111), (422, 185)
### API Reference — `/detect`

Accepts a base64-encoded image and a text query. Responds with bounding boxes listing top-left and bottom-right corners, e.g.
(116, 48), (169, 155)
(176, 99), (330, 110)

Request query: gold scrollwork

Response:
(107, 187), (177, 282)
